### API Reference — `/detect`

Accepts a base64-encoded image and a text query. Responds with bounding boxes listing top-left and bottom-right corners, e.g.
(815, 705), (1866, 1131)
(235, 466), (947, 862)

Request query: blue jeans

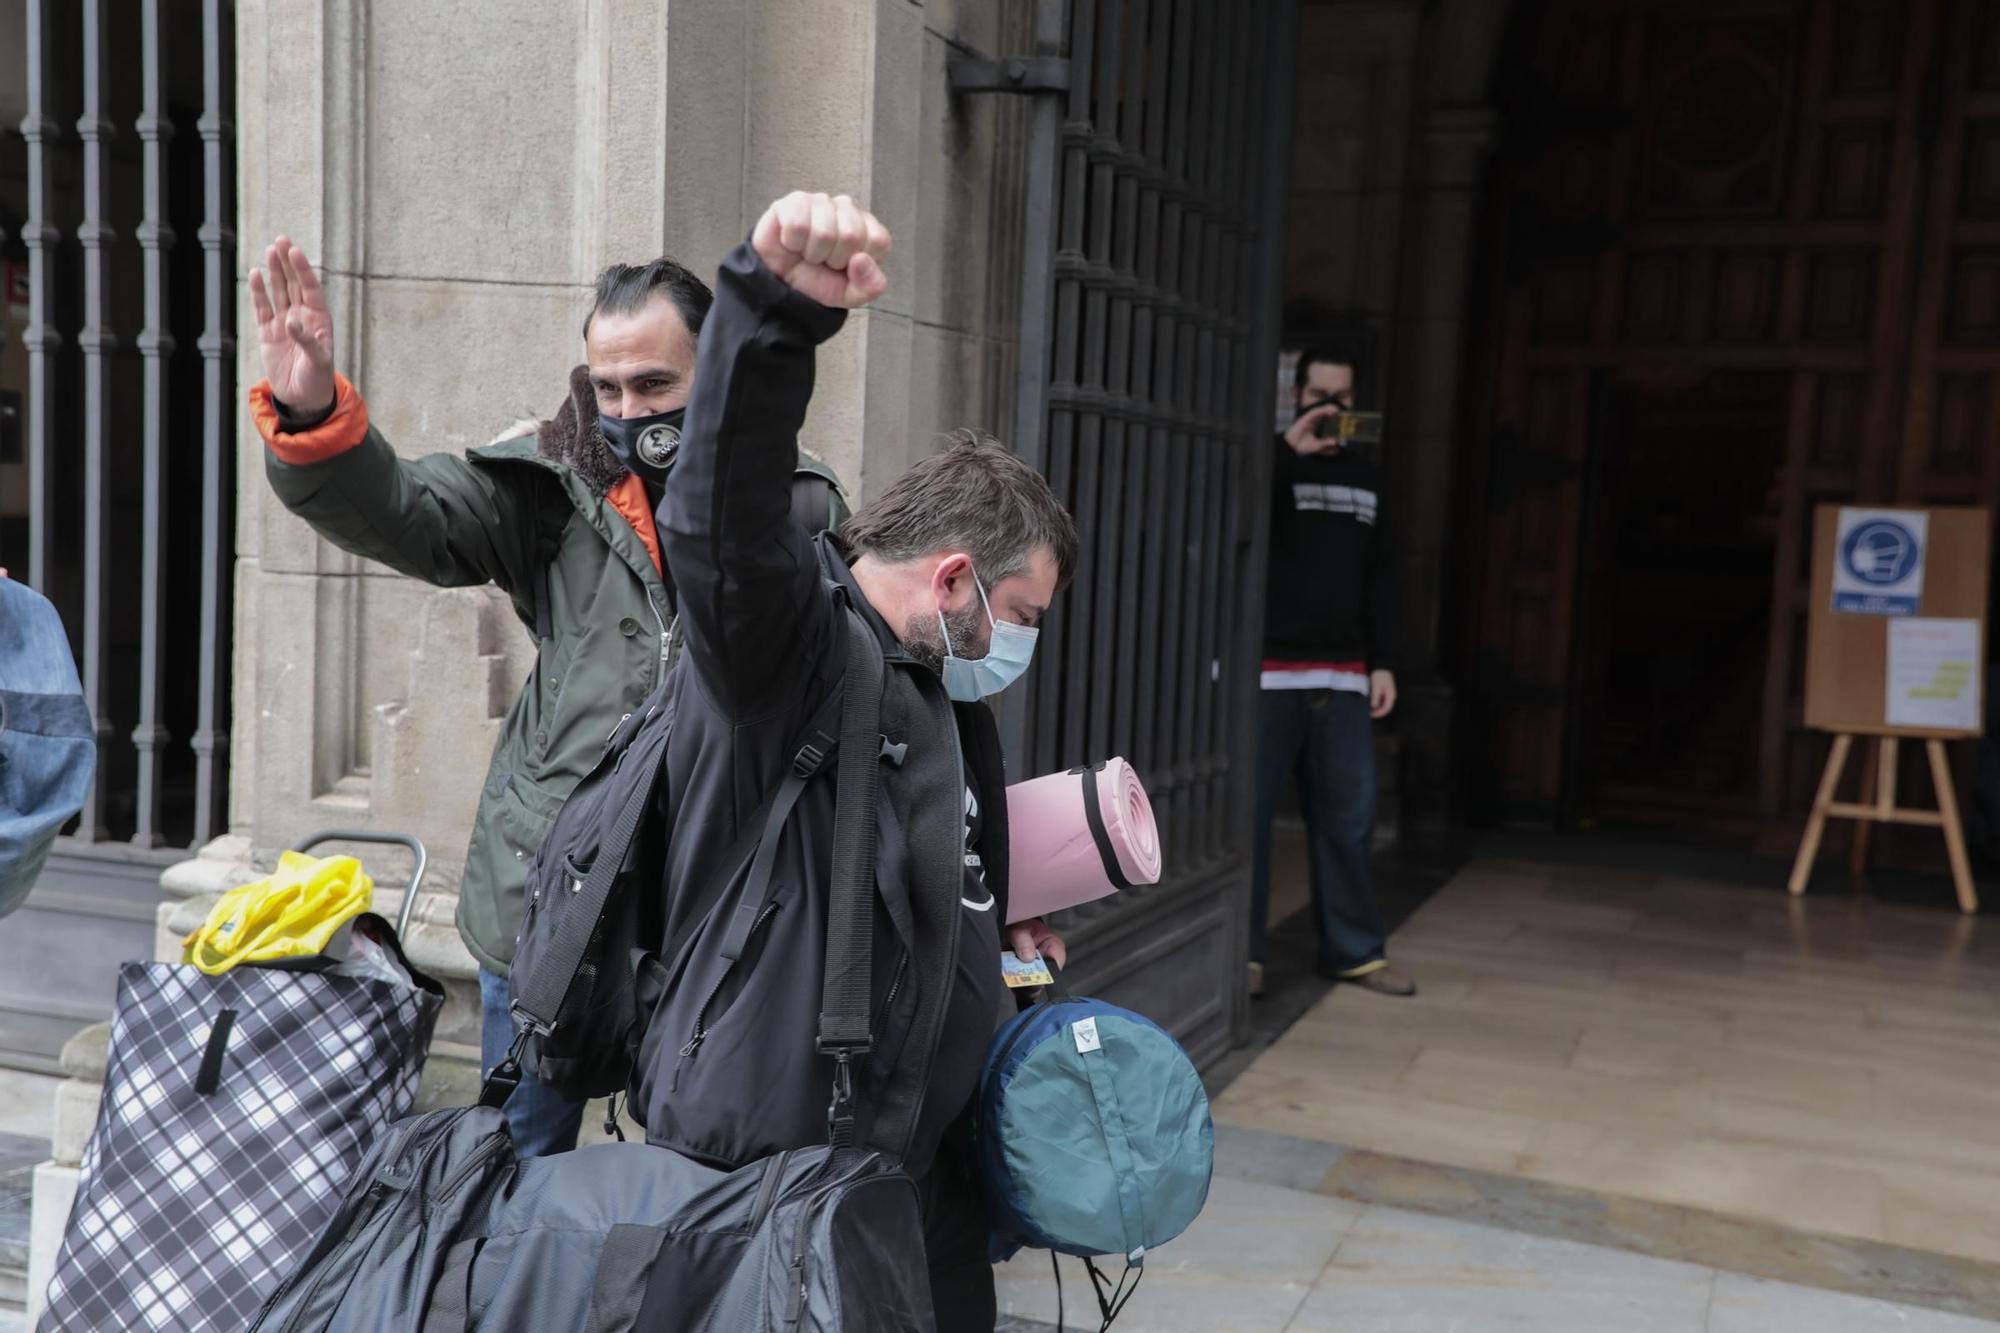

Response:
(1250, 688), (1387, 974)
(478, 967), (586, 1156)
(0, 580), (95, 919)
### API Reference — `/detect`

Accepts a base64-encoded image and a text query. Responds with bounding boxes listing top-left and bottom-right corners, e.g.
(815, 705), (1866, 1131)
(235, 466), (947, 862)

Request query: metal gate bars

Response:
(11, 0), (236, 850)
(963, 0), (1296, 1060)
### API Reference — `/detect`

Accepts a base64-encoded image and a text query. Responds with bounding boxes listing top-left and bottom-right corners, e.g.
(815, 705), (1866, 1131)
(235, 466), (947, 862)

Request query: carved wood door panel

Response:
(1468, 0), (1988, 830)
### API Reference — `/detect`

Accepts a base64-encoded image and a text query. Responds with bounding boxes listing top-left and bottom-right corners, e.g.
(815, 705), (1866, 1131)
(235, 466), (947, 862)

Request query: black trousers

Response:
(917, 1133), (997, 1332)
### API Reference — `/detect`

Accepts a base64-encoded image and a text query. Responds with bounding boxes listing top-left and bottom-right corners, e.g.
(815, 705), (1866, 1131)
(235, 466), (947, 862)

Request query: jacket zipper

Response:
(746, 1149), (792, 1233)
(670, 900), (781, 1090)
(884, 950), (909, 1011)
(781, 1165), (908, 1328)
(781, 1187), (818, 1328)
(892, 691), (966, 1161)
(648, 594), (675, 677)
(434, 1133), (512, 1204)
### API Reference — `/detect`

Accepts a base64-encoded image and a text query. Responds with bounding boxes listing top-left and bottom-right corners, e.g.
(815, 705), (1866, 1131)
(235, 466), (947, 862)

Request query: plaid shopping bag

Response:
(39, 937), (441, 1331)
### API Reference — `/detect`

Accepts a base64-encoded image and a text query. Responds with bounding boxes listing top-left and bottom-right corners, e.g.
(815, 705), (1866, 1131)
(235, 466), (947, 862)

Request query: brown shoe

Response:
(1247, 961), (1266, 998)
(1332, 964), (1416, 997)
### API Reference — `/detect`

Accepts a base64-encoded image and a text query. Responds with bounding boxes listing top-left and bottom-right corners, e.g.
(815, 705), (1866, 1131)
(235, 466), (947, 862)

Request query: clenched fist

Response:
(751, 192), (891, 310)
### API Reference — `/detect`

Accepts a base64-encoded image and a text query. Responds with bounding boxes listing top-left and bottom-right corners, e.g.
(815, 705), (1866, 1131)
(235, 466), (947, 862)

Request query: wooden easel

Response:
(1788, 729), (1978, 913)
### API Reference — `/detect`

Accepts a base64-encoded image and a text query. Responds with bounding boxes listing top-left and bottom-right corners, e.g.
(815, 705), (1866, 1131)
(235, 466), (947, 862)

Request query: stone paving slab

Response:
(1708, 1274), (2000, 1333)
(1294, 1205), (1716, 1332)
(996, 1122), (2000, 1332)
(998, 1199), (2000, 1333)
(1314, 1143), (2000, 1322)
(995, 1175), (1364, 1331)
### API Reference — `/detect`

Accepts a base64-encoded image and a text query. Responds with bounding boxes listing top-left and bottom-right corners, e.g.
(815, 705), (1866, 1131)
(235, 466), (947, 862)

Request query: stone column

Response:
(1384, 105), (1496, 832)
(1379, 0), (1509, 832)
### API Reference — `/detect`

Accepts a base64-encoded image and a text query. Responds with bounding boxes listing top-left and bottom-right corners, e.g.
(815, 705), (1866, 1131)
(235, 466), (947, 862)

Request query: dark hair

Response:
(843, 430), (1080, 592)
(1294, 342), (1365, 393)
(583, 257), (714, 340)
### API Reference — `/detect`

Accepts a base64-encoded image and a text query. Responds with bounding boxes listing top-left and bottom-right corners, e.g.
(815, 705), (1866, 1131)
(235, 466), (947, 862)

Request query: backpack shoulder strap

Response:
(485, 602), (868, 1111)
(817, 606), (886, 1146)
(792, 472), (844, 536)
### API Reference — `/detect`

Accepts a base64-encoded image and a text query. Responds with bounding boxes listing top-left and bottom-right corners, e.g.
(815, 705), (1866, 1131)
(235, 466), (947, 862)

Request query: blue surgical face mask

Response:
(939, 575), (1038, 702)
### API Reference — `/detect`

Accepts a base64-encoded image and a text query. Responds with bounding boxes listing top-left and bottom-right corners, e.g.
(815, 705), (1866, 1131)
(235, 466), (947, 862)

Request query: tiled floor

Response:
(995, 1172), (2000, 1332)
(1214, 856), (2000, 1266)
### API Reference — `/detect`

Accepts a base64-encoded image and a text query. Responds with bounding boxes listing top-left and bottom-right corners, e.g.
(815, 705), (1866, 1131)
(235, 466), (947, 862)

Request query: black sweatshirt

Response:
(1261, 437), (1397, 670)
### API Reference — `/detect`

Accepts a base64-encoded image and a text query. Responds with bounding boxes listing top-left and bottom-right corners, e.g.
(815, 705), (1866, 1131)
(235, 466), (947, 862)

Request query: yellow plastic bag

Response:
(181, 851), (374, 975)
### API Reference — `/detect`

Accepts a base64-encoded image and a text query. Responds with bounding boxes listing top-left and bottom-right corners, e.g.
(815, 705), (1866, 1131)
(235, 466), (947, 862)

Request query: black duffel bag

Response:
(249, 610), (934, 1332)
(244, 1106), (930, 1332)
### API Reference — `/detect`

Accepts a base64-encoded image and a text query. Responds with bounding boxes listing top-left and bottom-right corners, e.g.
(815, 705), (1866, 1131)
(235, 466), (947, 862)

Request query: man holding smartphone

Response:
(1247, 344), (1414, 1000)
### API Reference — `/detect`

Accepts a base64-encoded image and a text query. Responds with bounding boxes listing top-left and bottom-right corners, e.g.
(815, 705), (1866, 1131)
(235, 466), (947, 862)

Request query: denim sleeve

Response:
(0, 581), (95, 918)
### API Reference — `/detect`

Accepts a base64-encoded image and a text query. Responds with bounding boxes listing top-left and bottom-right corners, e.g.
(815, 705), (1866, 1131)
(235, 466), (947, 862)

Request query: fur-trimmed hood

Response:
(532, 364), (626, 496)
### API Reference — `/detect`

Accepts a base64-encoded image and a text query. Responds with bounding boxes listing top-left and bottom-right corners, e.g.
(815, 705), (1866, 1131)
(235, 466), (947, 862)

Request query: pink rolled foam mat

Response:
(1004, 758), (1162, 924)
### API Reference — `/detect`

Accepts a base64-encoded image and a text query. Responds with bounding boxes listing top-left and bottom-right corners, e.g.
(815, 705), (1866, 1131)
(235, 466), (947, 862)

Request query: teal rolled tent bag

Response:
(974, 989), (1213, 1323)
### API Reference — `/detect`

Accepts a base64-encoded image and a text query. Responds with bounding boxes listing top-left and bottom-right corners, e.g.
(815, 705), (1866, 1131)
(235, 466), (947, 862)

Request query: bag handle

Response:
(817, 607), (886, 1147)
(291, 830), (430, 938)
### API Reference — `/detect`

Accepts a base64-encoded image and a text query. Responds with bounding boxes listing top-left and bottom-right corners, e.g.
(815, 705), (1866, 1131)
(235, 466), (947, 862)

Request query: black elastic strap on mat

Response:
(816, 610), (886, 1147)
(1073, 761), (1133, 892)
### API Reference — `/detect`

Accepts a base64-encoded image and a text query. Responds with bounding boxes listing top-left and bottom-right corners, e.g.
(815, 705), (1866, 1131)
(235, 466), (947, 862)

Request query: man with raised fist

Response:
(643, 191), (1079, 1327)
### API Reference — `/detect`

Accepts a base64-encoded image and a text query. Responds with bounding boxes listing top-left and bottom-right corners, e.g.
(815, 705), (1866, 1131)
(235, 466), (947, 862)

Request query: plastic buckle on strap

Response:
(826, 1051), (856, 1142)
(507, 1003), (554, 1040)
(794, 738), (830, 777)
(478, 1028), (531, 1108)
(479, 1059), (522, 1109)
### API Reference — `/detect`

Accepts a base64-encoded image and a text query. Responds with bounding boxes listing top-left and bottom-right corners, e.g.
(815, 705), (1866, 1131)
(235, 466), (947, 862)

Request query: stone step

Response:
(1, 1130), (45, 1317)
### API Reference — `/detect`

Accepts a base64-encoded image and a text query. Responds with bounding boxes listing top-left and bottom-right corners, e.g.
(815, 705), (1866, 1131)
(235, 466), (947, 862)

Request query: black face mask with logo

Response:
(597, 407), (686, 488)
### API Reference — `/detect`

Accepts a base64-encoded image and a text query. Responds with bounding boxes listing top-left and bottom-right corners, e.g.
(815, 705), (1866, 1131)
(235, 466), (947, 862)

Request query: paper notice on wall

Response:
(1833, 508), (1928, 615)
(1885, 618), (1982, 732)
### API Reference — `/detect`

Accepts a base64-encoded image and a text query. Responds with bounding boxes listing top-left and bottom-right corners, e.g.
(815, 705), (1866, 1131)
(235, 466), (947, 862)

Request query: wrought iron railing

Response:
(6, 0), (236, 850)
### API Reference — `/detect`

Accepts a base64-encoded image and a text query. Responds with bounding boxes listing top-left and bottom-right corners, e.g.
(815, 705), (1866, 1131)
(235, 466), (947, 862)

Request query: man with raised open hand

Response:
(246, 238), (846, 1157)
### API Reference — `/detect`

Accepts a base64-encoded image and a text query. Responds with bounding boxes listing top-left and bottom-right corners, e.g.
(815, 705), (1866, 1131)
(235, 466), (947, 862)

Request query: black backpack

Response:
(492, 594), (881, 1112)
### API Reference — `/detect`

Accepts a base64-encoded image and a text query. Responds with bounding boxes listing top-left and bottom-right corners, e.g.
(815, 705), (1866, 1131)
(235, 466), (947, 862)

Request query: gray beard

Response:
(902, 603), (988, 676)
